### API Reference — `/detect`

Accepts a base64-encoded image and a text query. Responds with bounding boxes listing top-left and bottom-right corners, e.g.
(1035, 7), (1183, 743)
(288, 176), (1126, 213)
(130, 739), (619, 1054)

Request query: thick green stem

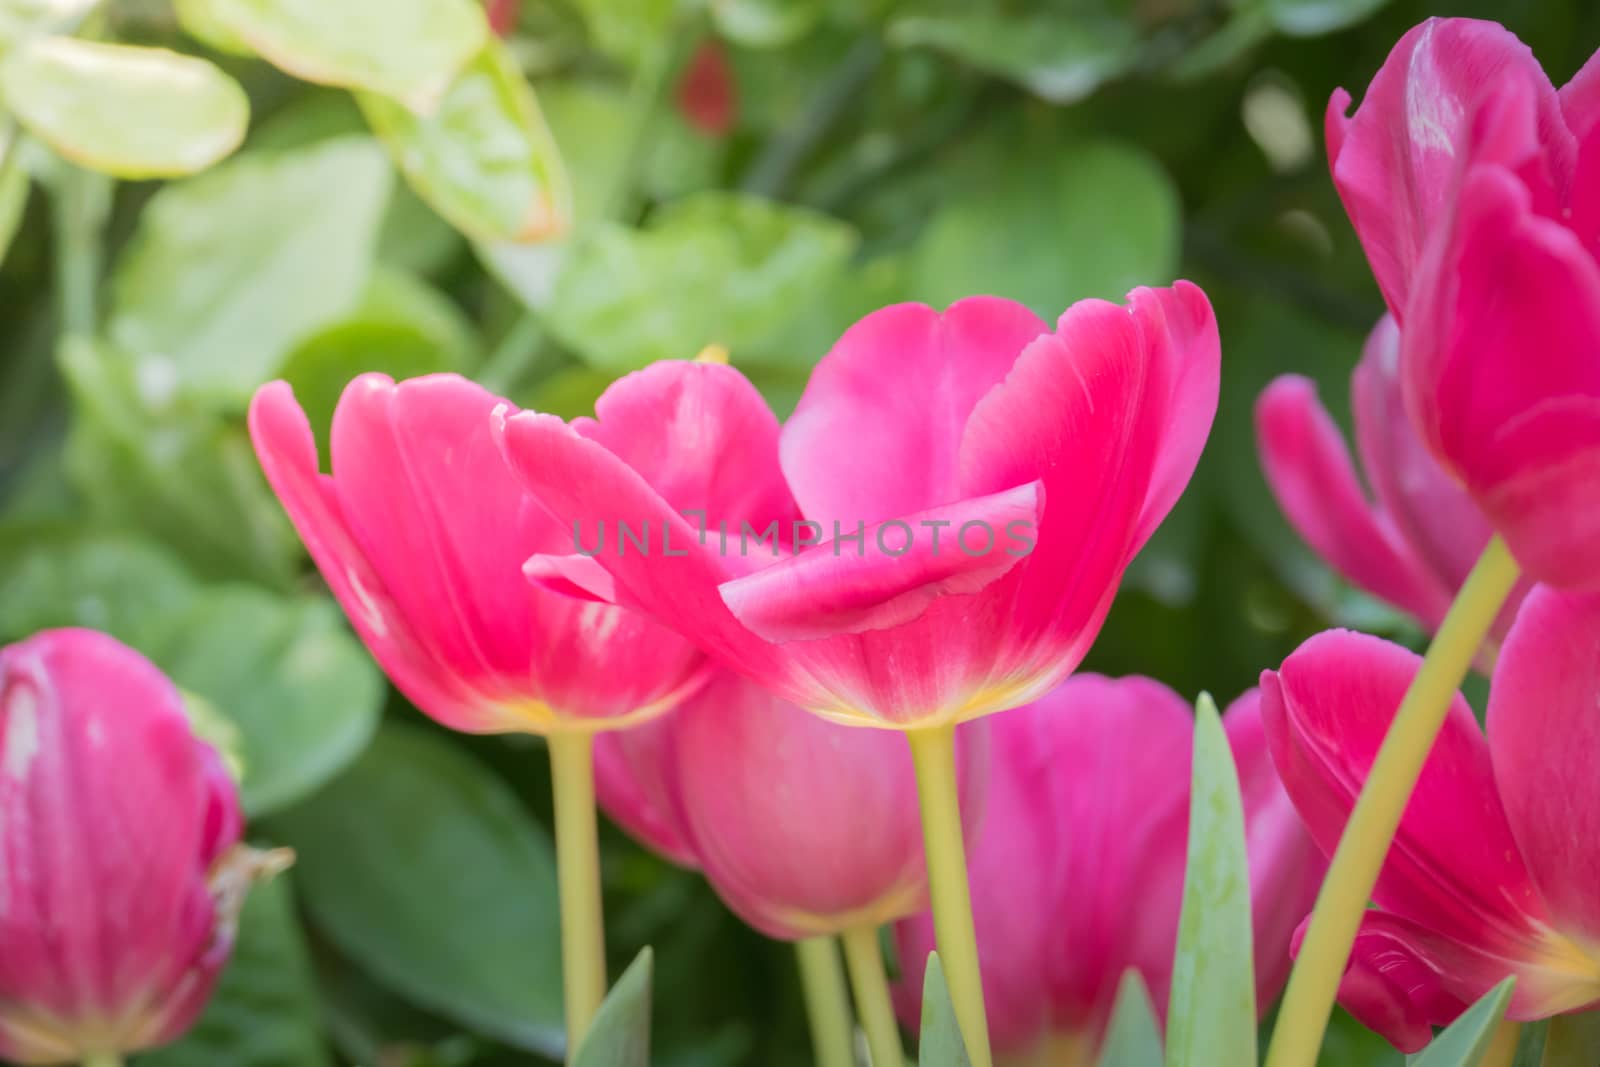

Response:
(796, 936), (855, 1067)
(840, 925), (902, 1067)
(906, 724), (992, 1067)
(549, 730), (606, 1063)
(1264, 537), (1521, 1067)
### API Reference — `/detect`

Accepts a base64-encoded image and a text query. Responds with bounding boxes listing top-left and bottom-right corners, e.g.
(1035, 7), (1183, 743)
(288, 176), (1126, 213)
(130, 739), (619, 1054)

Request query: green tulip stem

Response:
(549, 729), (607, 1063)
(796, 936), (856, 1067)
(840, 925), (903, 1067)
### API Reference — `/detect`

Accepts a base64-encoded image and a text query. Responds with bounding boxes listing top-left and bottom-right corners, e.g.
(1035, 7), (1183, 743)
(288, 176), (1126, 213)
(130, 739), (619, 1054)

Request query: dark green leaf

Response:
(573, 948), (655, 1067)
(273, 726), (564, 1056)
(1099, 970), (1163, 1067)
(918, 953), (971, 1067)
(1511, 1019), (1548, 1067)
(1406, 977), (1515, 1067)
(1166, 693), (1256, 1067)
(1541, 1011), (1600, 1067)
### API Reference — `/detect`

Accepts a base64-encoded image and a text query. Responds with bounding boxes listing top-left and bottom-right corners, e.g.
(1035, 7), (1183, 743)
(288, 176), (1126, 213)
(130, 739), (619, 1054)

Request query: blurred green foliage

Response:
(2, 0), (1597, 1064)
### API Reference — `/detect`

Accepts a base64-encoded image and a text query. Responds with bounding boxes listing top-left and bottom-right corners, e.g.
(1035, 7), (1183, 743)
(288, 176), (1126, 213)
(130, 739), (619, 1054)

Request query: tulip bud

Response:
(0, 629), (270, 1064)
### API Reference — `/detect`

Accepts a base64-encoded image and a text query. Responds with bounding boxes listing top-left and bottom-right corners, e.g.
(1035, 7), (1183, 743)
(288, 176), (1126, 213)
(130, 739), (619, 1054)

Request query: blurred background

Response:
(0, 0), (1595, 1064)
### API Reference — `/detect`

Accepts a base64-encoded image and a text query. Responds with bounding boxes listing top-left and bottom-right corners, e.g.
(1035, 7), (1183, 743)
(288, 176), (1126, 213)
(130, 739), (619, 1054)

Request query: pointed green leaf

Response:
(359, 38), (570, 243)
(573, 948), (655, 1067)
(0, 37), (247, 178)
(1406, 977), (1515, 1067)
(1166, 693), (1256, 1067)
(1541, 1011), (1600, 1067)
(202, 0), (486, 111)
(1099, 971), (1163, 1067)
(1511, 1019), (1548, 1067)
(918, 953), (972, 1067)
(272, 726), (564, 1056)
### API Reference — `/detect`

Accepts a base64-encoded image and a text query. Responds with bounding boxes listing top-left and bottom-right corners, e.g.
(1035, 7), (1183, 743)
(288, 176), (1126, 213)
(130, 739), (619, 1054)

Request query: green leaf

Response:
(139, 877), (331, 1067)
(144, 586), (383, 816)
(573, 948), (655, 1067)
(908, 137), (1178, 317)
(710, 0), (821, 48)
(1511, 1019), (1548, 1067)
(0, 37), (248, 178)
(887, 12), (1139, 104)
(1099, 971), (1163, 1067)
(1541, 1011), (1600, 1067)
(360, 37), (571, 243)
(272, 726), (564, 1056)
(918, 953), (972, 1067)
(1165, 693), (1256, 1067)
(546, 191), (856, 370)
(200, 0), (487, 111)
(0, 0), (93, 53)
(0, 130), (29, 266)
(572, 0), (678, 66)
(1265, 0), (1392, 37)
(106, 136), (392, 406)
(1406, 977), (1515, 1067)
(173, 0), (255, 56)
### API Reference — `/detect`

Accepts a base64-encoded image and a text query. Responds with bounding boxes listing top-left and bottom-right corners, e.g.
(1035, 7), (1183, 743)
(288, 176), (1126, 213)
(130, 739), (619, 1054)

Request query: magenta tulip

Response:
(1261, 595), (1600, 1051)
(593, 672), (986, 940)
(891, 677), (1324, 1061)
(1256, 315), (1527, 641)
(495, 286), (1219, 728)
(0, 629), (250, 1064)
(249, 373), (707, 733)
(1328, 18), (1600, 587)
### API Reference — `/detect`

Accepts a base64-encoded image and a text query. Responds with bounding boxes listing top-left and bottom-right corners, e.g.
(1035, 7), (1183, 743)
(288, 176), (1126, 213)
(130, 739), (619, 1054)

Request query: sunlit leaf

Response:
(918, 954), (972, 1067)
(0, 0), (93, 52)
(0, 37), (247, 178)
(1266, 0), (1392, 37)
(1099, 971), (1163, 1067)
(888, 12), (1139, 104)
(360, 37), (570, 242)
(1406, 978), (1515, 1067)
(1166, 694), (1256, 1067)
(710, 0), (821, 48)
(173, 0), (254, 56)
(573, 948), (655, 1067)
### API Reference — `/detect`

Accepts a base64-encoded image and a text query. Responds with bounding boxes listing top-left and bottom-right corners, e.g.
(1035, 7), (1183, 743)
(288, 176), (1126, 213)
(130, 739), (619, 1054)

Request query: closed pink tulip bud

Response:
(1327, 18), (1600, 588)
(496, 285), (1219, 728)
(1261, 597), (1600, 1052)
(891, 676), (1324, 1062)
(0, 629), (255, 1064)
(1257, 315), (1528, 642)
(594, 673), (986, 939)
(248, 373), (707, 734)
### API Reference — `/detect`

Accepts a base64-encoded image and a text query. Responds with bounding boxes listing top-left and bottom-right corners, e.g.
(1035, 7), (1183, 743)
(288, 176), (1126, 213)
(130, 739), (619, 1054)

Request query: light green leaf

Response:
(1099, 971), (1163, 1067)
(272, 726), (565, 1056)
(144, 586), (383, 816)
(572, 0), (678, 66)
(0, 37), (247, 178)
(1265, 0), (1392, 37)
(1165, 693), (1256, 1067)
(0, 130), (29, 265)
(546, 191), (856, 370)
(106, 136), (391, 406)
(1406, 978), (1515, 1067)
(0, 0), (94, 53)
(710, 0), (821, 48)
(360, 37), (570, 242)
(573, 948), (655, 1067)
(908, 137), (1178, 317)
(918, 954), (972, 1067)
(139, 877), (331, 1067)
(888, 12), (1139, 104)
(201, 0), (486, 111)
(173, 0), (254, 56)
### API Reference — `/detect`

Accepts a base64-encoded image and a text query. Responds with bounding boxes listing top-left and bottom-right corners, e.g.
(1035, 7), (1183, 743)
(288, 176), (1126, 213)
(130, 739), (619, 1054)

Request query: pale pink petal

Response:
(780, 297), (1048, 530)
(717, 482), (1042, 642)
(1256, 374), (1449, 626)
(593, 715), (698, 869)
(1261, 630), (1547, 952)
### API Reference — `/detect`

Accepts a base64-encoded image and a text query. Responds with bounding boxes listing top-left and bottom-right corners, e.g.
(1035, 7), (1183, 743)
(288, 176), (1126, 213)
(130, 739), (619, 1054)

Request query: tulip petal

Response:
(1327, 17), (1567, 315)
(717, 481), (1042, 643)
(1489, 587), (1600, 944)
(1260, 630), (1546, 951)
(1560, 50), (1600, 256)
(780, 297), (1048, 529)
(1331, 913), (1477, 1053)
(592, 715), (698, 869)
(1256, 374), (1449, 626)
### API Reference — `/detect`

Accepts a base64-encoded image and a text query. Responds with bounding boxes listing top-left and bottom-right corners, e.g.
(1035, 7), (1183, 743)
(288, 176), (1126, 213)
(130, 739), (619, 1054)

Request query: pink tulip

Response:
(495, 286), (1219, 727)
(0, 629), (248, 1063)
(249, 373), (708, 734)
(891, 677), (1324, 1060)
(592, 672), (986, 939)
(1327, 18), (1600, 587)
(1261, 595), (1600, 1052)
(1256, 315), (1527, 640)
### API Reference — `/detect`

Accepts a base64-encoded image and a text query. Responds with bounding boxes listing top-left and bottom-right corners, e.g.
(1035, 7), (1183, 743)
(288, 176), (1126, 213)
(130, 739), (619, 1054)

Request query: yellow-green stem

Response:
(549, 730), (607, 1063)
(841, 925), (903, 1067)
(1482, 1019), (1521, 1067)
(1264, 536), (1520, 1067)
(907, 724), (993, 1067)
(796, 936), (856, 1067)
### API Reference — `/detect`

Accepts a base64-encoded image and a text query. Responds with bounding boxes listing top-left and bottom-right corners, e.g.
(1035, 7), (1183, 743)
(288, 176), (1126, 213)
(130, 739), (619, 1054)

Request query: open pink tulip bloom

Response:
(1257, 315), (1527, 641)
(1328, 17), (1600, 588)
(496, 286), (1219, 727)
(892, 676), (1324, 1061)
(0, 629), (246, 1064)
(1262, 592), (1600, 1052)
(593, 672), (986, 940)
(249, 373), (707, 734)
